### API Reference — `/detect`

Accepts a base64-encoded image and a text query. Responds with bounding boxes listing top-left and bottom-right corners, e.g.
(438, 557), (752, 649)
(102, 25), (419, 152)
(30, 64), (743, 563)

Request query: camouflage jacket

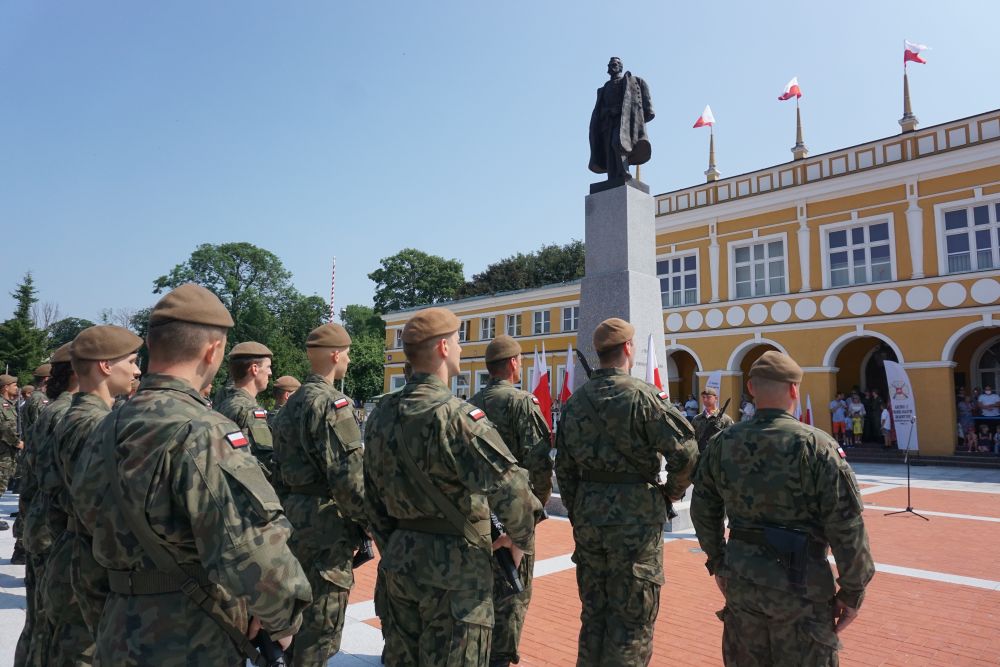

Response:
(363, 373), (542, 593)
(22, 391), (74, 554)
(215, 387), (276, 477)
(692, 409), (735, 453)
(690, 408), (875, 609)
(0, 398), (18, 452)
(21, 390), (49, 443)
(266, 404), (283, 431)
(77, 374), (311, 652)
(58, 393), (111, 534)
(554, 368), (698, 527)
(469, 378), (553, 505)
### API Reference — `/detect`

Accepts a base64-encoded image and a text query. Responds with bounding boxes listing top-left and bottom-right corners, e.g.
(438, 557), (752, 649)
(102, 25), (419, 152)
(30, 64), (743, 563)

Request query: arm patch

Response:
(333, 397), (350, 410)
(468, 407), (487, 421)
(226, 431), (249, 448)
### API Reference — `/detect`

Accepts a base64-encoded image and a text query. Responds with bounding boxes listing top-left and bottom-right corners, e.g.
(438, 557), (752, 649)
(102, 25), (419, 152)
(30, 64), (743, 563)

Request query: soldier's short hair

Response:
(596, 342), (627, 365)
(486, 358), (511, 377)
(147, 321), (227, 364)
(229, 356), (268, 383)
(402, 336), (444, 364)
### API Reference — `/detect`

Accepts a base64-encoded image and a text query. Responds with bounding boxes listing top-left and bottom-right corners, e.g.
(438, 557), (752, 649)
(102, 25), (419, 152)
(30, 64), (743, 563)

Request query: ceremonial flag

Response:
(693, 104), (715, 128)
(904, 40), (929, 65)
(560, 344), (575, 403)
(803, 394), (814, 426)
(778, 77), (802, 101)
(644, 334), (663, 391)
(705, 370), (722, 396)
(532, 344), (553, 430)
(793, 396), (802, 420)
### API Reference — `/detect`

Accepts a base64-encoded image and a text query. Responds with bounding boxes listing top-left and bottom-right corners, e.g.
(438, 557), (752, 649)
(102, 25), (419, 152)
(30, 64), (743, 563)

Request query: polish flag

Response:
(693, 104), (715, 128)
(778, 77), (802, 101)
(904, 40), (929, 65)
(644, 333), (664, 392)
(531, 344), (553, 430)
(802, 394), (814, 426)
(559, 344), (575, 403)
(793, 396), (802, 421)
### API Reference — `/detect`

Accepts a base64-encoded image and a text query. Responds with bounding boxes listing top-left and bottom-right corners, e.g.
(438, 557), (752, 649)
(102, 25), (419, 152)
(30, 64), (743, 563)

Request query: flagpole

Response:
(899, 69), (918, 133)
(705, 124), (720, 182)
(792, 97), (808, 161)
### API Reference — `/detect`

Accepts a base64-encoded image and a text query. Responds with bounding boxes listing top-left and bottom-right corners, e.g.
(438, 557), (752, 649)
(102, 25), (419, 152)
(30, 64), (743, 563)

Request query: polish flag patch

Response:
(837, 447), (847, 459)
(226, 432), (250, 448)
(334, 398), (350, 410)
(253, 409), (267, 419)
(658, 391), (669, 401)
(468, 408), (487, 422)
(530, 395), (540, 405)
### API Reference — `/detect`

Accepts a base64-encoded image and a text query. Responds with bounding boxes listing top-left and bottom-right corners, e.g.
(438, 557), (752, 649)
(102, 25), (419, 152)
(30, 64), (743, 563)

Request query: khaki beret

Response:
(149, 283), (235, 328)
(229, 341), (273, 358)
(485, 335), (522, 363)
(593, 317), (635, 353)
(273, 375), (301, 392)
(749, 351), (803, 384)
(51, 342), (74, 363)
(306, 323), (352, 348)
(0, 374), (16, 387)
(23, 384), (35, 393)
(700, 387), (718, 397)
(402, 307), (460, 345)
(33, 363), (51, 378)
(72, 325), (144, 361)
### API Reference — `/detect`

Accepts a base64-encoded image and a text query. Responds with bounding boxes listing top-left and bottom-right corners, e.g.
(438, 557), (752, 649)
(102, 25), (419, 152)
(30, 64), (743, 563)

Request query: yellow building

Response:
(383, 108), (1000, 456)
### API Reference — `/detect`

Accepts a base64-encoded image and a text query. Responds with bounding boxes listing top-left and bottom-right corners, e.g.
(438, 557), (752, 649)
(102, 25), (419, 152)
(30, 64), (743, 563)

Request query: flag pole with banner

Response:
(883, 360), (918, 451)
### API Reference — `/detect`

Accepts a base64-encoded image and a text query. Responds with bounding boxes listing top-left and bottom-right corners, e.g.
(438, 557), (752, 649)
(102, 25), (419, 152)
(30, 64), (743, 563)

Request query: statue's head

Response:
(607, 57), (623, 76)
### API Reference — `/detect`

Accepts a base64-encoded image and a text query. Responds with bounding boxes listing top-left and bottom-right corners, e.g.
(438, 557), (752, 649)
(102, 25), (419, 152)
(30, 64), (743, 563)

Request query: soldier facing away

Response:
(215, 341), (278, 478)
(692, 386), (734, 453)
(554, 318), (698, 666)
(364, 307), (542, 666)
(468, 334), (552, 667)
(690, 351), (875, 666)
(267, 374), (301, 430)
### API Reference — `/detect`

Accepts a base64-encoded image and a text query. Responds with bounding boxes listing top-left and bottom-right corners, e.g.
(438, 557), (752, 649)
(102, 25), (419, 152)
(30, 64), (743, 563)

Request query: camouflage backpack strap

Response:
(101, 411), (263, 665)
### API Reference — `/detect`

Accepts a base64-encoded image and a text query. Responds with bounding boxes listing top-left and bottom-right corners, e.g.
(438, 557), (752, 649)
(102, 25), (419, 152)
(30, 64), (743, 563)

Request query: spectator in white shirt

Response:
(977, 386), (1000, 417)
(880, 406), (893, 449)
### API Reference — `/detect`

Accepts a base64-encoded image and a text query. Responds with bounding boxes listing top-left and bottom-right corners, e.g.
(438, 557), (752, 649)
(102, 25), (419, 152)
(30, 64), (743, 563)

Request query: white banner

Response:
(883, 360), (919, 451)
(705, 370), (722, 397)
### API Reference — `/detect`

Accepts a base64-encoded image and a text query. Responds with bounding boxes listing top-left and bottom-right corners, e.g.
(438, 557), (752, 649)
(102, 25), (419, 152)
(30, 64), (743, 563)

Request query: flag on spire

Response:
(693, 104), (715, 128)
(644, 334), (663, 391)
(904, 40), (929, 65)
(531, 344), (553, 430)
(778, 77), (802, 101)
(559, 344), (575, 403)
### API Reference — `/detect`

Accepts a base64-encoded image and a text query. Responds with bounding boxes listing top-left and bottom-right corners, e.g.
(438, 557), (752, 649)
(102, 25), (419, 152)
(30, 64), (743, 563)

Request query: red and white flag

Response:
(793, 397), (802, 421)
(559, 344), (575, 403)
(904, 40), (929, 65)
(802, 394), (814, 426)
(531, 344), (553, 430)
(644, 333), (664, 392)
(778, 77), (802, 101)
(693, 104), (715, 128)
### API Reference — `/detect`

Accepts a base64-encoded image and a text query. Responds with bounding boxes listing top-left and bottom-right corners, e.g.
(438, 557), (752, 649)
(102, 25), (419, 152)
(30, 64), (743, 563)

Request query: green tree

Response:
(0, 272), (47, 381)
(339, 304), (385, 339)
(457, 240), (584, 298)
(48, 317), (97, 349)
(343, 333), (387, 403)
(368, 248), (465, 313)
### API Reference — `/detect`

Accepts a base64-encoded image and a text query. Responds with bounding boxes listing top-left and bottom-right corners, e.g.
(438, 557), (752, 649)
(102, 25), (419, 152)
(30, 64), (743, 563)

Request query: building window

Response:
(533, 310), (551, 335)
(732, 238), (786, 299)
(481, 317), (495, 340)
(505, 313), (521, 337)
(458, 320), (471, 343)
(453, 372), (470, 398)
(562, 306), (579, 331)
(657, 254), (698, 307)
(977, 339), (1000, 390)
(475, 370), (490, 393)
(390, 374), (406, 391)
(943, 202), (1000, 273)
(393, 329), (402, 349)
(826, 220), (893, 288)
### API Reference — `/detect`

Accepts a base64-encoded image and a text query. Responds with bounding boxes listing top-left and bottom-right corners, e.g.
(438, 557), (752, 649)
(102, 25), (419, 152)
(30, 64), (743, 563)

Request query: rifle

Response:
(719, 397), (731, 418)
(575, 349), (594, 379)
(252, 629), (286, 666)
(352, 536), (375, 569)
(489, 513), (525, 602)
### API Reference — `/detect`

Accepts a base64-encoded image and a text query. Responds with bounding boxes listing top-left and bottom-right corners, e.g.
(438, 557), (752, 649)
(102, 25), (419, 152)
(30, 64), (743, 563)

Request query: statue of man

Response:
(588, 57), (655, 182)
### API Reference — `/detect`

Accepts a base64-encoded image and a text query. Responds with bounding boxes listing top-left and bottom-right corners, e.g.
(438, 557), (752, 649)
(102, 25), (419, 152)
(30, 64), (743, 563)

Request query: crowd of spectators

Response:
(828, 389), (891, 449)
(957, 385), (1000, 453)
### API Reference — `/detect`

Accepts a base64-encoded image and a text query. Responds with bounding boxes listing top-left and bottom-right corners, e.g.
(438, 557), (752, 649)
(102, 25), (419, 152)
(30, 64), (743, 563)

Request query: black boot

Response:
(10, 543), (25, 565)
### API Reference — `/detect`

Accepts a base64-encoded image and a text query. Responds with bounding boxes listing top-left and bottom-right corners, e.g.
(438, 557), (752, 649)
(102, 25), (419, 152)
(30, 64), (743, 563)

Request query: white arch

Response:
(726, 337), (788, 371)
(970, 334), (1000, 388)
(941, 319), (1000, 362)
(822, 330), (904, 368)
(664, 344), (704, 374)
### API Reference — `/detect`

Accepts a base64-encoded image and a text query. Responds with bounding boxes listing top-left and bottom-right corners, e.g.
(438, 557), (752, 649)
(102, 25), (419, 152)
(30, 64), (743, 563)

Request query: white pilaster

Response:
(796, 201), (811, 292)
(905, 180), (924, 279)
(709, 221), (720, 303)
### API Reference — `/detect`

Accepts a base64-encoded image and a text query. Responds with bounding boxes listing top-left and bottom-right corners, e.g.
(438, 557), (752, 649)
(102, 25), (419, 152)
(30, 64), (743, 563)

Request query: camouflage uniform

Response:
(690, 408), (875, 666)
(692, 408), (734, 453)
(364, 372), (542, 667)
(271, 374), (366, 667)
(0, 397), (19, 494)
(74, 374), (311, 665)
(14, 391), (49, 491)
(554, 368), (698, 667)
(469, 378), (552, 665)
(215, 387), (277, 478)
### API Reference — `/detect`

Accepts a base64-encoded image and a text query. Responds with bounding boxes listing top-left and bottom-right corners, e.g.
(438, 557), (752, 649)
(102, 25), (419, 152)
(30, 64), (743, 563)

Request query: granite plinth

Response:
(589, 176), (651, 195)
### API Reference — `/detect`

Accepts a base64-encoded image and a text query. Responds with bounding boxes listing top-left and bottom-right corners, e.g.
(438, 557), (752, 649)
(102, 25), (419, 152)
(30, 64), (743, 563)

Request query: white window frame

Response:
(480, 316), (495, 341)
(389, 374), (406, 391)
(452, 371), (471, 397)
(934, 193), (1000, 275)
(561, 306), (579, 332)
(727, 232), (788, 300)
(505, 313), (521, 337)
(819, 214), (897, 289)
(457, 320), (471, 343)
(393, 329), (402, 349)
(656, 251), (700, 307)
(532, 309), (551, 335)
(475, 370), (491, 394)
(555, 363), (566, 398)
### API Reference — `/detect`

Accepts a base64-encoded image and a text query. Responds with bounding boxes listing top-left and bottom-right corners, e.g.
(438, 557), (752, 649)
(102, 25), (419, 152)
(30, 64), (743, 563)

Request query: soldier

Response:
(215, 341), (277, 477)
(271, 323), (367, 666)
(10, 364), (51, 561)
(72, 284), (311, 665)
(364, 307), (542, 666)
(554, 318), (698, 666)
(267, 375), (301, 429)
(690, 351), (875, 666)
(692, 386), (734, 453)
(468, 334), (552, 667)
(0, 375), (22, 505)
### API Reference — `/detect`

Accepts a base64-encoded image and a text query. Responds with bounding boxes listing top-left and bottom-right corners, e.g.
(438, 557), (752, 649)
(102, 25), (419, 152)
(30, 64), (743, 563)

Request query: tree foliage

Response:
(368, 248), (465, 313)
(0, 273), (48, 382)
(48, 317), (97, 349)
(343, 333), (387, 403)
(339, 304), (385, 339)
(457, 240), (584, 298)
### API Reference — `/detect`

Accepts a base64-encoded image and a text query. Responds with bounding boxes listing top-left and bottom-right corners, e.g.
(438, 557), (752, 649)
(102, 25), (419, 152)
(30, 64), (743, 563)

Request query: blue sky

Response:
(1, 1), (997, 323)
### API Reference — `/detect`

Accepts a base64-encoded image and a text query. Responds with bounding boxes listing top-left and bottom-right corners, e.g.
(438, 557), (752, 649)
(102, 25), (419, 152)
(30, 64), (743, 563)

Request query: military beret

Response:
(592, 317), (635, 353)
(0, 374), (16, 387)
(71, 325), (144, 361)
(273, 375), (301, 392)
(700, 387), (718, 397)
(23, 384), (35, 393)
(51, 342), (74, 363)
(229, 341), (273, 358)
(33, 363), (51, 378)
(149, 283), (235, 328)
(485, 335), (521, 363)
(749, 351), (803, 384)
(402, 307), (460, 345)
(306, 323), (352, 348)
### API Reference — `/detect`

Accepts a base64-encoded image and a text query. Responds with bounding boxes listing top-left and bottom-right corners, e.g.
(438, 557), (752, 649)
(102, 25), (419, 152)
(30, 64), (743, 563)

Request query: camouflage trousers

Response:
(285, 570), (349, 667)
(720, 574), (841, 666)
(14, 553), (53, 667)
(71, 531), (110, 635)
(490, 552), (535, 664)
(0, 449), (17, 495)
(571, 523), (664, 667)
(382, 570), (492, 667)
(41, 530), (95, 665)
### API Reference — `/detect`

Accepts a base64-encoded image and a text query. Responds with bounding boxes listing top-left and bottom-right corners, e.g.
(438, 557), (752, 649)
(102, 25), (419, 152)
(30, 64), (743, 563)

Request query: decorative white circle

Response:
(748, 303), (769, 324)
(971, 278), (1000, 305)
(726, 306), (746, 326)
(847, 292), (872, 315)
(875, 289), (902, 313)
(905, 286), (933, 310)
(794, 299), (817, 320)
(820, 296), (844, 318)
(665, 313), (683, 332)
(685, 310), (704, 330)
(705, 309), (724, 329)
(771, 301), (792, 322)
(937, 282), (967, 307)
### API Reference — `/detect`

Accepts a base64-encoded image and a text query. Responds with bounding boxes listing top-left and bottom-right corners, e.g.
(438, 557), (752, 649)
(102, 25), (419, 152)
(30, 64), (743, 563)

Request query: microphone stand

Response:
(885, 415), (928, 521)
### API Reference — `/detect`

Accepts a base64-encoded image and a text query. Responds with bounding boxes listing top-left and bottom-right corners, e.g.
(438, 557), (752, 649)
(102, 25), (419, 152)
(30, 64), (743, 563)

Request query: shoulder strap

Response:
(102, 412), (262, 664)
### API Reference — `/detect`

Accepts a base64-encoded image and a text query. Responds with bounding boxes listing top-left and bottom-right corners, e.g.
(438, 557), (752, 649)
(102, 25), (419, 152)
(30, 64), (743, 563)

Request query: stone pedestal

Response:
(575, 181), (666, 387)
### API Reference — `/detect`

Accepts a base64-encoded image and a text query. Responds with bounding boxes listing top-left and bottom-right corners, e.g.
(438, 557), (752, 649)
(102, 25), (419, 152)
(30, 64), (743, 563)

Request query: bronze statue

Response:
(588, 57), (655, 183)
